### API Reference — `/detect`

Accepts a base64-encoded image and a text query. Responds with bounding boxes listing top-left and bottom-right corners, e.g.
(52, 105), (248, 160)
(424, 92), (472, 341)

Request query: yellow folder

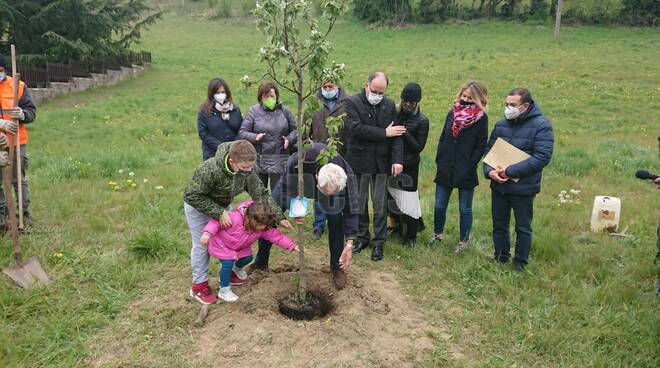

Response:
(483, 138), (531, 183)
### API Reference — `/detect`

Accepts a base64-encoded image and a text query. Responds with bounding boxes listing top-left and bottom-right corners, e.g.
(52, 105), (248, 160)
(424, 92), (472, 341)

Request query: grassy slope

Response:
(1, 5), (659, 368)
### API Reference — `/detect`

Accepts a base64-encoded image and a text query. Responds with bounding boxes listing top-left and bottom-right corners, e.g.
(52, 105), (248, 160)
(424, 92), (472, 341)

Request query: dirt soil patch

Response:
(191, 263), (435, 367)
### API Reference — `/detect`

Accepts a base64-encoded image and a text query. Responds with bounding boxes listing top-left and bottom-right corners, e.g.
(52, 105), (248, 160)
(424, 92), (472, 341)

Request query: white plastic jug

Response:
(590, 196), (621, 233)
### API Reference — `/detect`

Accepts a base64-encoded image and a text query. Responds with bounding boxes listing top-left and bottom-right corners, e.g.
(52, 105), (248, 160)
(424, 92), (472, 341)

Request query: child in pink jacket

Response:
(200, 200), (298, 302)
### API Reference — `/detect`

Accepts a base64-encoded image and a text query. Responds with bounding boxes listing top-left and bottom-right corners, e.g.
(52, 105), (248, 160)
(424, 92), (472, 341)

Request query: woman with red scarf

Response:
(428, 81), (488, 253)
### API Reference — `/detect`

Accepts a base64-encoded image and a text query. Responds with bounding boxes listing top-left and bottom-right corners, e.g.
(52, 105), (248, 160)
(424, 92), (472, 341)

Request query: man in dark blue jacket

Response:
(483, 88), (554, 272)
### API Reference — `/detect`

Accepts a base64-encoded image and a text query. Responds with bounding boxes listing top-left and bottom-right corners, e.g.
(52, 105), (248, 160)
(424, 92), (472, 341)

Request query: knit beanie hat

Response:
(400, 82), (422, 102)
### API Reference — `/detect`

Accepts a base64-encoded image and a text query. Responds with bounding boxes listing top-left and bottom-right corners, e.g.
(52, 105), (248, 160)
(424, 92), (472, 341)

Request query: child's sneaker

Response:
(230, 272), (245, 286)
(190, 281), (217, 305)
(218, 286), (238, 302)
(232, 265), (248, 281)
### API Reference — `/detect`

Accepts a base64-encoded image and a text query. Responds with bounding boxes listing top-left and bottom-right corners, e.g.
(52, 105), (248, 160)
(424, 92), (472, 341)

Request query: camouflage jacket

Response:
(183, 142), (284, 221)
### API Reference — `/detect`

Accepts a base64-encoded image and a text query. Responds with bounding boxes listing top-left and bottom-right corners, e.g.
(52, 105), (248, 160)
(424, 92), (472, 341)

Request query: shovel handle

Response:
(2, 162), (21, 265)
(10, 46), (24, 229)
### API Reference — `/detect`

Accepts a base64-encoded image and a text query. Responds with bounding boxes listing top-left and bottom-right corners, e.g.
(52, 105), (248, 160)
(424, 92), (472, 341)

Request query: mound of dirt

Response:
(191, 263), (435, 367)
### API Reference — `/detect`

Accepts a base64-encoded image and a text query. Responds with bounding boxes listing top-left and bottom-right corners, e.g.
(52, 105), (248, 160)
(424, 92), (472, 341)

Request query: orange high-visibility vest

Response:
(0, 76), (29, 146)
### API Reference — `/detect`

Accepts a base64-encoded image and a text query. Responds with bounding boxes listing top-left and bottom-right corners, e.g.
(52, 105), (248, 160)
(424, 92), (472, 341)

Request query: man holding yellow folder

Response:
(483, 88), (554, 272)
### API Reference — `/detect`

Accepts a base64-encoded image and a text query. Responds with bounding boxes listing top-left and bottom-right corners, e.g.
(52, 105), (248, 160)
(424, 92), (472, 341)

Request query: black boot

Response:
(371, 245), (383, 261)
(352, 240), (370, 254)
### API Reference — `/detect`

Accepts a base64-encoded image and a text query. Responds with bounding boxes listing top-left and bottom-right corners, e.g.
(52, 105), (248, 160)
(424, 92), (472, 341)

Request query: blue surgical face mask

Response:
(322, 88), (338, 100)
(0, 72), (5, 81)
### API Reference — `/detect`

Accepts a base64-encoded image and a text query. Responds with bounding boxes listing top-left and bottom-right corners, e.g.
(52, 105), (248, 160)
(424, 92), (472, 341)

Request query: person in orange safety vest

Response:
(0, 53), (37, 229)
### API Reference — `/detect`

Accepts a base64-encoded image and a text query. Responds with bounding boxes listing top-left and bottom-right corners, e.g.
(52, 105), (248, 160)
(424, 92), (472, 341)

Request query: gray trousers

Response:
(184, 202), (212, 284)
(356, 173), (389, 247)
(0, 144), (30, 219)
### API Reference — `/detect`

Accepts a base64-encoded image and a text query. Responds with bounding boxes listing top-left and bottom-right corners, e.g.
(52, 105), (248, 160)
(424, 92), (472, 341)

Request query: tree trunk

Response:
(295, 81), (307, 303)
(554, 0), (563, 43)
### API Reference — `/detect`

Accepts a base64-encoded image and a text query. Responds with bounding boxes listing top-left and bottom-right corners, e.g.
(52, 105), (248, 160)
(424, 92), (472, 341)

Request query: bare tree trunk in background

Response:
(554, 0), (563, 43)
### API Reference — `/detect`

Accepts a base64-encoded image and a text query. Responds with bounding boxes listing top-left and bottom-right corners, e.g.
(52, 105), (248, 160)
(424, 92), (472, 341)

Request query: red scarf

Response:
(451, 102), (484, 138)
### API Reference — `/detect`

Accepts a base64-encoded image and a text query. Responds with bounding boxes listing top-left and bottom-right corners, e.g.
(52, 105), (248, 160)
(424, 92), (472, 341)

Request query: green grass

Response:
(1, 3), (659, 367)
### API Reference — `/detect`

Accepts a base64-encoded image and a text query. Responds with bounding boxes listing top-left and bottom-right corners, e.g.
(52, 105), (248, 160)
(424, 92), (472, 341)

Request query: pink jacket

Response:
(204, 201), (296, 260)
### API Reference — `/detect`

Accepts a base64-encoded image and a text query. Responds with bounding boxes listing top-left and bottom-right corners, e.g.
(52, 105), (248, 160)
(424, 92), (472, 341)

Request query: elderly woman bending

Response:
(250, 143), (359, 290)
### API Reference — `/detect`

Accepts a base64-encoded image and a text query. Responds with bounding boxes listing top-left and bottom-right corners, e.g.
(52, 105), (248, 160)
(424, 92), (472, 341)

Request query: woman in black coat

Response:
(388, 83), (429, 247)
(428, 80), (488, 253)
(197, 78), (243, 161)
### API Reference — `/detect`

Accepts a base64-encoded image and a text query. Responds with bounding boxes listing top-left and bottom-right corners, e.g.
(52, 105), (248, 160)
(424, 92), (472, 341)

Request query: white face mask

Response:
(504, 105), (522, 120)
(367, 92), (383, 106)
(214, 93), (227, 104)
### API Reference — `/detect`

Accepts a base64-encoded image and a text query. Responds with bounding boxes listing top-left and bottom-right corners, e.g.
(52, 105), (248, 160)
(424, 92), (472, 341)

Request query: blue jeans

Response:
(219, 255), (253, 287)
(433, 184), (474, 242)
(313, 200), (326, 232)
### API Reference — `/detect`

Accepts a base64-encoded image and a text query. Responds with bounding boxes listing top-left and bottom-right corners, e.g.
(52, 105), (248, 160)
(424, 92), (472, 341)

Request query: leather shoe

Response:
(247, 263), (269, 274)
(371, 245), (383, 261)
(352, 240), (370, 254)
(332, 270), (347, 290)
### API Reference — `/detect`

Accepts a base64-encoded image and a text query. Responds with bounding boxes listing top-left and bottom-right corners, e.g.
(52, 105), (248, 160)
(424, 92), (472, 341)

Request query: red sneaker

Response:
(230, 272), (245, 286)
(190, 281), (217, 305)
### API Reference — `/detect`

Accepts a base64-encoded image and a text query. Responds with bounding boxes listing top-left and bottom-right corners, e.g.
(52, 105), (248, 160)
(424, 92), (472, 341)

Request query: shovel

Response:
(1, 62), (50, 287)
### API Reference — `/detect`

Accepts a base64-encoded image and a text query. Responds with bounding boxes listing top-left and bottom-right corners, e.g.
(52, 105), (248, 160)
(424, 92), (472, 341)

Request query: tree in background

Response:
(245, 0), (348, 302)
(1, 0), (162, 63)
(621, 0), (659, 26)
(353, 0), (413, 25)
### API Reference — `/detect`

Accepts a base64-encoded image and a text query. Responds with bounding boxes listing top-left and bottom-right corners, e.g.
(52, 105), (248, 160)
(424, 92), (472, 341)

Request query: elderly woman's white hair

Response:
(317, 163), (347, 193)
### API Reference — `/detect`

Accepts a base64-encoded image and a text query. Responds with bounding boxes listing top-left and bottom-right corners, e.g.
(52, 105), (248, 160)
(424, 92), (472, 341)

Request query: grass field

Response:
(1, 2), (659, 367)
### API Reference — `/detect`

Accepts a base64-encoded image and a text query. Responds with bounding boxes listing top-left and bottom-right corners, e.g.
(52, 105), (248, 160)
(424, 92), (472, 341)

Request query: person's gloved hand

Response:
(0, 119), (17, 134)
(7, 107), (24, 121)
(0, 133), (8, 149)
(0, 151), (8, 167)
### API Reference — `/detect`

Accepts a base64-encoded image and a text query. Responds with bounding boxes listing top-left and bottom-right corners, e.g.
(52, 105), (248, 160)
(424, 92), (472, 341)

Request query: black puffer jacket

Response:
(396, 106), (430, 168)
(435, 110), (488, 189)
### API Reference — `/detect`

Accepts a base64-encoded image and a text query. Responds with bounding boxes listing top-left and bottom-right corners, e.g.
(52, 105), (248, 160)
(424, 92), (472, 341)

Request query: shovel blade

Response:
(3, 264), (36, 288)
(23, 257), (50, 283)
(2, 257), (50, 288)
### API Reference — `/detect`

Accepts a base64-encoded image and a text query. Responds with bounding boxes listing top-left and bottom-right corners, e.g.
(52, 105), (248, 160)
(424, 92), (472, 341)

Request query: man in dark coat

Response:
(308, 80), (348, 240)
(344, 71), (405, 261)
(483, 88), (554, 272)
